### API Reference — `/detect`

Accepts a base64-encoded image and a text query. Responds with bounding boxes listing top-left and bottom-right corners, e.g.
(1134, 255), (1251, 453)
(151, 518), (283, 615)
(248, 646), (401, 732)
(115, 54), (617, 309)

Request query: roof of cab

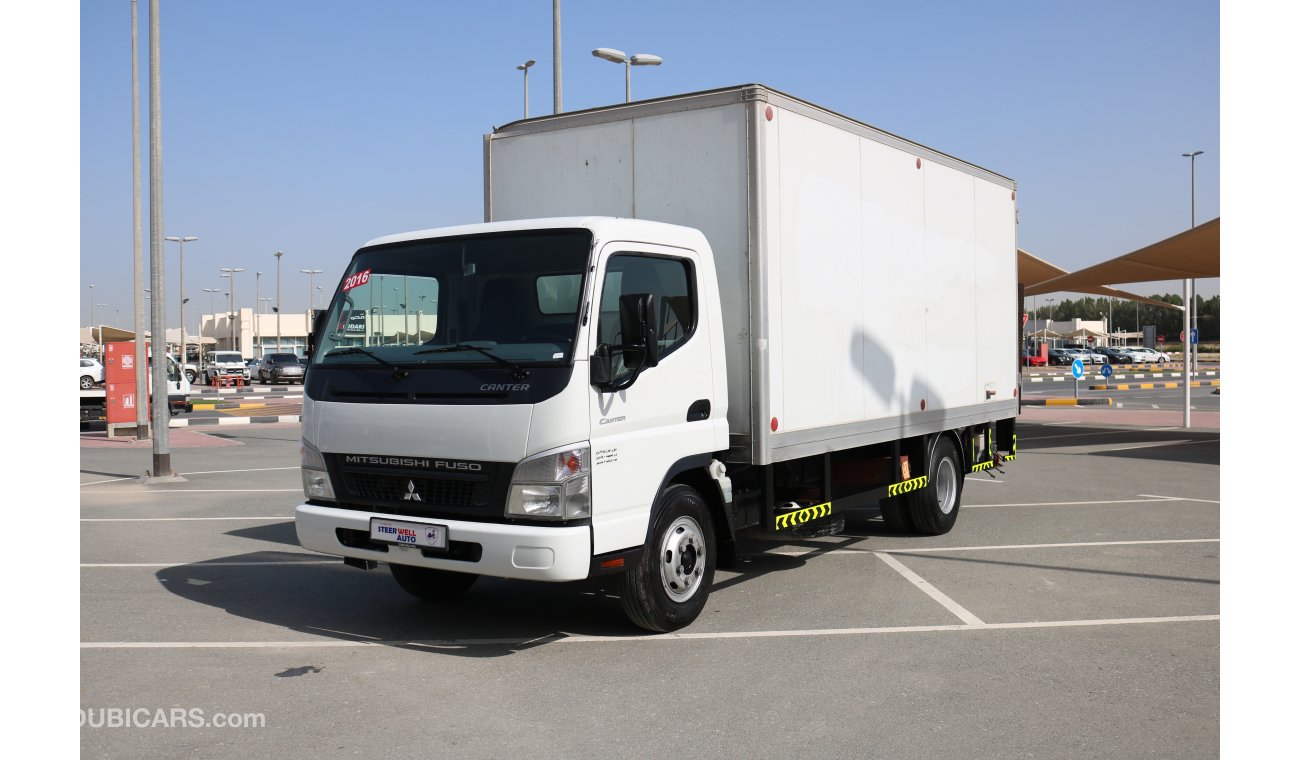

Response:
(360, 216), (707, 252)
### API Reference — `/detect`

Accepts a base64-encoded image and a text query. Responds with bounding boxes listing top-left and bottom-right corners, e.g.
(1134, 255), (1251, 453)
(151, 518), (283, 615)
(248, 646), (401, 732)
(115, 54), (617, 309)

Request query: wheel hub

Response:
(659, 516), (706, 603)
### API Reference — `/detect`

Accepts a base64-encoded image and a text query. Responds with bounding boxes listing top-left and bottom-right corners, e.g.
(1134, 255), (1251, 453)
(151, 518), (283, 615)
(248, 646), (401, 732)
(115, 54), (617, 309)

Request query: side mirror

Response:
(618, 293), (659, 367)
(592, 294), (659, 392)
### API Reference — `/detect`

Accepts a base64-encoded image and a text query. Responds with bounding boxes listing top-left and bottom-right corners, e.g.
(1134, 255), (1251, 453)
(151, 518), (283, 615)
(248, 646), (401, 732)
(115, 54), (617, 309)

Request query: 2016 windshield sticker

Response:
(342, 269), (372, 293)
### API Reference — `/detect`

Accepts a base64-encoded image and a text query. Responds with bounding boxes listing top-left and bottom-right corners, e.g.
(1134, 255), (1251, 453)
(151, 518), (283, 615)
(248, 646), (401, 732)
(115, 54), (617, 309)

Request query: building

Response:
(200, 308), (313, 358)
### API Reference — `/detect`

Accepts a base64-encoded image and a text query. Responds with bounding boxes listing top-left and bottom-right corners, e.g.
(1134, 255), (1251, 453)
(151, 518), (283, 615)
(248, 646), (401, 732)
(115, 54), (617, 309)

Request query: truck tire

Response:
(906, 437), (963, 535)
(80, 375), (95, 390)
(618, 484), (715, 632)
(389, 563), (478, 601)
(184, 369), (197, 384)
(879, 499), (915, 533)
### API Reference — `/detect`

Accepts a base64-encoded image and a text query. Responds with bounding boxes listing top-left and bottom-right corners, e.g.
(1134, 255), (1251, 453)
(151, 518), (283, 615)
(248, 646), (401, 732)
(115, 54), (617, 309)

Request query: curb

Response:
(1021, 398), (1114, 407)
(1088, 380), (1221, 391)
(169, 415), (300, 427)
(188, 402), (269, 410)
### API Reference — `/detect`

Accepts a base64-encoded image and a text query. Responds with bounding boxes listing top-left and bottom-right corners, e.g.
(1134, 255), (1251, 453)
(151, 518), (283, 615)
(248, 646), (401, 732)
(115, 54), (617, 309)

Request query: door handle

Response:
(686, 399), (711, 422)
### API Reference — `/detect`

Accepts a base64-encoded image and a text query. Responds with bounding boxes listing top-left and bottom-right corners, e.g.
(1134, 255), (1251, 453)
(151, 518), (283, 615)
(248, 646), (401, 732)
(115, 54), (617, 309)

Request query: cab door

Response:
(586, 242), (717, 555)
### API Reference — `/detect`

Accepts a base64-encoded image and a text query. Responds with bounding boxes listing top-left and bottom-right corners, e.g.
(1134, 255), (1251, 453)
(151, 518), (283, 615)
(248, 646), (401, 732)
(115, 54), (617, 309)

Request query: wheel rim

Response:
(80, 377), (93, 389)
(935, 456), (958, 515)
(659, 515), (707, 603)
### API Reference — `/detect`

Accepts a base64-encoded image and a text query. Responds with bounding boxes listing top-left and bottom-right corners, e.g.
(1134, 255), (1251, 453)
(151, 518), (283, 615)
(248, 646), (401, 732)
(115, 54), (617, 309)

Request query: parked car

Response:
(245, 358), (262, 376)
(79, 357), (104, 389)
(1093, 346), (1126, 362)
(1082, 349), (1109, 364)
(203, 351), (251, 383)
(1123, 346), (1170, 364)
(1047, 349), (1075, 366)
(1020, 350), (1047, 367)
(258, 353), (305, 384)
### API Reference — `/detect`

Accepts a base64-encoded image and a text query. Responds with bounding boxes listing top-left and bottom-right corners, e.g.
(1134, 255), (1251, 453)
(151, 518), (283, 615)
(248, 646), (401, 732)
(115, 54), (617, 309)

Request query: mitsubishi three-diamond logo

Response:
(402, 480), (422, 502)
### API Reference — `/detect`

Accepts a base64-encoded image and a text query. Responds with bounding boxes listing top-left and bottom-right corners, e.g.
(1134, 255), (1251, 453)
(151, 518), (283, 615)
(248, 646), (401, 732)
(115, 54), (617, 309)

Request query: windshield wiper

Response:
(325, 346), (410, 379)
(413, 343), (530, 381)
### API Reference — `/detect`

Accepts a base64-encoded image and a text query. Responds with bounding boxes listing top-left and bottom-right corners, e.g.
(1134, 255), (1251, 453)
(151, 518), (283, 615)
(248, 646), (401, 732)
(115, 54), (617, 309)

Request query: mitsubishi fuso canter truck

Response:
(295, 85), (1020, 631)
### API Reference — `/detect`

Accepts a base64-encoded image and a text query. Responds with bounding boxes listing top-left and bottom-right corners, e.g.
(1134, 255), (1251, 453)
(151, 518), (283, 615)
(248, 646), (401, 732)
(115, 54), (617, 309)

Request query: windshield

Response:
(267, 353), (300, 363)
(212, 352), (242, 363)
(311, 229), (591, 369)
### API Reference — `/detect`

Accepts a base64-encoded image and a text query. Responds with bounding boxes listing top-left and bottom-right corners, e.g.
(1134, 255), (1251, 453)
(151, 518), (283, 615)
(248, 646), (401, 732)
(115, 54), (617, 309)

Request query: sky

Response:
(78, 0), (1220, 332)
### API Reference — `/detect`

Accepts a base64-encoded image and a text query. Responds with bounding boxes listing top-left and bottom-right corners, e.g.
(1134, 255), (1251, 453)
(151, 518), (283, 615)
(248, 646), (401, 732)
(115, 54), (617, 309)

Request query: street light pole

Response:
(517, 59), (535, 118)
(220, 267), (245, 353)
(146, 0), (175, 479)
(591, 48), (663, 103)
(254, 271), (262, 357)
(131, 0), (148, 437)
(301, 268), (323, 336)
(1180, 149), (1203, 429)
(275, 251), (283, 352)
(552, 0), (562, 114)
(165, 235), (197, 367)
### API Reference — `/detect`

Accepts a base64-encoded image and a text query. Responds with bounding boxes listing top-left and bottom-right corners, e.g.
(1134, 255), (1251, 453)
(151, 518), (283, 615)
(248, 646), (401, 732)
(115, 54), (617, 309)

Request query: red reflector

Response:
(1014, 387), (1018, 397)
(1011, 190), (1017, 201)
(565, 454), (580, 473)
(770, 417), (779, 432)
(765, 105), (773, 121)
(920, 399), (926, 411)
(916, 157), (922, 169)
(601, 558), (625, 569)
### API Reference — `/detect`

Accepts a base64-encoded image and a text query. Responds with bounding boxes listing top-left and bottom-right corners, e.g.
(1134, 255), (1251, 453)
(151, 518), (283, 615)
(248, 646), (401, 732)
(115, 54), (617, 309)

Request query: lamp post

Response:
(220, 267), (245, 353)
(553, 0), (562, 113)
(301, 268), (323, 334)
(165, 235), (197, 366)
(517, 59), (535, 118)
(202, 287), (221, 367)
(1180, 149), (1203, 429)
(591, 48), (662, 102)
(96, 304), (108, 361)
(274, 251), (284, 352)
(87, 284), (95, 335)
(1045, 298), (1055, 348)
(254, 271), (262, 357)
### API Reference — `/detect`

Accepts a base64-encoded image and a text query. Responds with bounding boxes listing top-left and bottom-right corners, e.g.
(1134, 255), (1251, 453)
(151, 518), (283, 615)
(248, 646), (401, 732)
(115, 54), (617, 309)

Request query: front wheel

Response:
(907, 437), (963, 535)
(389, 563), (478, 601)
(80, 375), (95, 390)
(184, 370), (196, 383)
(618, 484), (716, 632)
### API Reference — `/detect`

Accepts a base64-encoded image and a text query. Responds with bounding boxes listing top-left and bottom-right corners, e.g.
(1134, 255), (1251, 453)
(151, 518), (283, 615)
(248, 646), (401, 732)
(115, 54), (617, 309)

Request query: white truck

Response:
(295, 85), (1020, 631)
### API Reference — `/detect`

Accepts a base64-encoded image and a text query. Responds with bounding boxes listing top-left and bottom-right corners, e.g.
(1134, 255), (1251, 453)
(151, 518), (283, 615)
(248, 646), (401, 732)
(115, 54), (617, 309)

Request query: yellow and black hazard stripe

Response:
(886, 475), (928, 497)
(774, 501), (833, 531)
(970, 460), (997, 472)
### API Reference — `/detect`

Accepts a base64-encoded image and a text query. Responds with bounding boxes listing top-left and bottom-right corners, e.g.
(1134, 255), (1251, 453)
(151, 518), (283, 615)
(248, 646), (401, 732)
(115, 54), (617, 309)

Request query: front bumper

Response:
(295, 504), (591, 582)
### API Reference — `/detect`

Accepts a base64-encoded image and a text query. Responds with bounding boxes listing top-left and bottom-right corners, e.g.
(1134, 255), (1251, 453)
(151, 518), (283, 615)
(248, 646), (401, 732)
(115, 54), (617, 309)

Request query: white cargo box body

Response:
(485, 85), (1018, 465)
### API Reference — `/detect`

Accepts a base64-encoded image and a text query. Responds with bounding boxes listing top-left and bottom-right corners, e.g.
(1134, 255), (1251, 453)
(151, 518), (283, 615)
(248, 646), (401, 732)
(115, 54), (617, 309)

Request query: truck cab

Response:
(296, 218), (729, 628)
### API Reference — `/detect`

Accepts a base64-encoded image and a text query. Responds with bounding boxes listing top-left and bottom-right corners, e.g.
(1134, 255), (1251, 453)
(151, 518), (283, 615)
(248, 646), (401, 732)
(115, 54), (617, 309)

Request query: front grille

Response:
(340, 472), (488, 507)
(325, 453), (511, 519)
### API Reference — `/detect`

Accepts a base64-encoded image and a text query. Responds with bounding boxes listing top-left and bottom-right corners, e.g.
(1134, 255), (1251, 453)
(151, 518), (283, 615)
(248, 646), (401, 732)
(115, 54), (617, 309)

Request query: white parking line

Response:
(80, 489), (303, 495)
(1104, 439), (1218, 452)
(963, 496), (1184, 508)
(1138, 494), (1221, 504)
(874, 551), (985, 625)
(81, 516), (288, 522)
(769, 538), (1219, 556)
(81, 560), (332, 568)
(80, 477), (137, 486)
(79, 467), (300, 487)
(79, 614), (1220, 649)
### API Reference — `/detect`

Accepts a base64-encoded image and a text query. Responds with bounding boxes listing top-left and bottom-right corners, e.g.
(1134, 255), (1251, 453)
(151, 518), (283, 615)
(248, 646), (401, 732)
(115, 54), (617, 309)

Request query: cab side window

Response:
(598, 254), (696, 360)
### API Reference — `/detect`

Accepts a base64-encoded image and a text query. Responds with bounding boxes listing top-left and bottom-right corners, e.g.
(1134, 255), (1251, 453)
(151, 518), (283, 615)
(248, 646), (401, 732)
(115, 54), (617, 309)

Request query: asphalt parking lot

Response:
(80, 416), (1219, 759)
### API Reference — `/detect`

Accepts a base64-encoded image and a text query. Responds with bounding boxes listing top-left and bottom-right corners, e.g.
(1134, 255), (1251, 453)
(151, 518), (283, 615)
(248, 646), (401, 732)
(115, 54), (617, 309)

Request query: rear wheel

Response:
(619, 484), (715, 632)
(389, 563), (478, 601)
(80, 375), (95, 390)
(879, 498), (915, 532)
(907, 437), (963, 535)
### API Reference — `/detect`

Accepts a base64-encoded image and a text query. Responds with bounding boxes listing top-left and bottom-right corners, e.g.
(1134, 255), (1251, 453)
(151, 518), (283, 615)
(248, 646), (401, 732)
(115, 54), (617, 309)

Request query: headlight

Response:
(507, 444), (591, 520)
(300, 439), (336, 501)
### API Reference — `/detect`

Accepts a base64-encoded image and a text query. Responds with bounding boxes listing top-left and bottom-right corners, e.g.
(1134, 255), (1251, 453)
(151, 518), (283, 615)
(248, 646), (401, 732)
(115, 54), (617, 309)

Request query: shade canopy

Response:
(1025, 217), (1219, 296)
(1018, 249), (1179, 309)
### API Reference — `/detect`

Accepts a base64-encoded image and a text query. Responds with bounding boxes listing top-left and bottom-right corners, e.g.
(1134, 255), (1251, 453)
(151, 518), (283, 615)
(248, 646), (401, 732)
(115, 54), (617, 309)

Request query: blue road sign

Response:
(1190, 328), (1198, 345)
(1100, 363), (1113, 378)
(1071, 358), (1085, 379)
